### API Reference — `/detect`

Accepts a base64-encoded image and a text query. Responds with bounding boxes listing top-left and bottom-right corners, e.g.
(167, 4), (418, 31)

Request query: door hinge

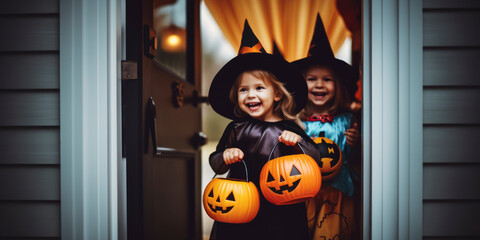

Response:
(121, 61), (138, 80)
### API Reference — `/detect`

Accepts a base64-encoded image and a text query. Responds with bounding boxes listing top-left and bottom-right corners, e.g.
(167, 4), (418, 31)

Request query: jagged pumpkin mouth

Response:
(208, 203), (234, 214)
(268, 179), (301, 194)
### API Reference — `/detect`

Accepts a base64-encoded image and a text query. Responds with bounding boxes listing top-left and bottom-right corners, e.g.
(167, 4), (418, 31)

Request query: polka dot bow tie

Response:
(307, 114), (334, 123)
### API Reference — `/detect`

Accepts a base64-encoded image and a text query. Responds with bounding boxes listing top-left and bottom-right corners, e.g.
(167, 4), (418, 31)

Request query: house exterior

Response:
(364, 0), (480, 238)
(0, 0), (63, 237)
(0, 0), (123, 238)
(0, 0), (478, 239)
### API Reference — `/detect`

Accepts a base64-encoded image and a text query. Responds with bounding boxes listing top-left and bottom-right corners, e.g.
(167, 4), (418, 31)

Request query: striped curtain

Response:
(204, 0), (350, 62)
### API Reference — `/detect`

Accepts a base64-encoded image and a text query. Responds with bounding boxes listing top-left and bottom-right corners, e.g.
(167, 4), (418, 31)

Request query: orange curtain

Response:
(204, 0), (350, 62)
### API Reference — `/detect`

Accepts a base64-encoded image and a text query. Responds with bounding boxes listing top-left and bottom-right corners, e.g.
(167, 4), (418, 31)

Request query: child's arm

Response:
(209, 121), (238, 174)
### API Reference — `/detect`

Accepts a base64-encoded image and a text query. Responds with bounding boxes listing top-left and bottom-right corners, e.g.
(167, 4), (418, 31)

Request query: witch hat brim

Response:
(209, 53), (307, 119)
(291, 13), (357, 99)
(208, 20), (307, 120)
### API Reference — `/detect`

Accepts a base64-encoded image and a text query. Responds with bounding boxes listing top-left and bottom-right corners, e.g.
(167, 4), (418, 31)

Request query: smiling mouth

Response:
(312, 92), (327, 97)
(268, 179), (301, 194)
(208, 203), (234, 214)
(246, 102), (261, 111)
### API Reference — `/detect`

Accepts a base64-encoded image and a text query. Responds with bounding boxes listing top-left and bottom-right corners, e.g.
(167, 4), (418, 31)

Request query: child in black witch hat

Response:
(292, 13), (359, 239)
(208, 20), (321, 240)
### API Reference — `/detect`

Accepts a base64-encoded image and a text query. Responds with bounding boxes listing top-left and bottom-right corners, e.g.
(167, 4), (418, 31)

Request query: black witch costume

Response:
(209, 118), (321, 240)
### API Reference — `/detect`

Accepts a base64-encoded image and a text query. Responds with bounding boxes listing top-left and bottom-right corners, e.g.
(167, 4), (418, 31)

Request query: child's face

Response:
(305, 66), (336, 110)
(236, 72), (282, 121)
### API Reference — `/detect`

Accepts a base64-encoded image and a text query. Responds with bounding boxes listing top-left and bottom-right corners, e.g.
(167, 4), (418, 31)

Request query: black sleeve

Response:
(209, 121), (236, 174)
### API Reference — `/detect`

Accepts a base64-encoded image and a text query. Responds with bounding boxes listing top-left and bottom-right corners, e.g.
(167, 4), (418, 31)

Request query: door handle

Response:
(145, 96), (207, 156)
(145, 97), (157, 156)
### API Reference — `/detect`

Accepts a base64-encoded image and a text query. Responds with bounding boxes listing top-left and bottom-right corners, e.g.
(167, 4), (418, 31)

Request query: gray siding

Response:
(0, 53), (59, 89)
(423, 0), (480, 238)
(0, 0), (60, 238)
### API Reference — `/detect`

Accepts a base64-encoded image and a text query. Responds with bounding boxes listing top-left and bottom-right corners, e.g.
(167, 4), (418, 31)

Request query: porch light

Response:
(161, 25), (186, 52)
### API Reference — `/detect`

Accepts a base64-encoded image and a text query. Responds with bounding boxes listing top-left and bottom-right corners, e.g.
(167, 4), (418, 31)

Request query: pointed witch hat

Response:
(292, 13), (357, 100)
(209, 20), (307, 120)
(272, 41), (285, 60)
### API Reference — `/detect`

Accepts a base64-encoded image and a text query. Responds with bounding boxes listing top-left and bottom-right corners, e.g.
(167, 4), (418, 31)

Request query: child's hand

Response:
(223, 148), (244, 165)
(345, 123), (359, 147)
(278, 130), (302, 146)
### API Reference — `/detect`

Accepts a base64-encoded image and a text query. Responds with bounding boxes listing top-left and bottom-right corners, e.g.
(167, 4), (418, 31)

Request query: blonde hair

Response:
(229, 70), (302, 125)
(298, 64), (351, 121)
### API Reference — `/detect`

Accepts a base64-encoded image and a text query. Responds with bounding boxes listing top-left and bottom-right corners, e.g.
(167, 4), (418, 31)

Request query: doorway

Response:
(199, 0), (363, 239)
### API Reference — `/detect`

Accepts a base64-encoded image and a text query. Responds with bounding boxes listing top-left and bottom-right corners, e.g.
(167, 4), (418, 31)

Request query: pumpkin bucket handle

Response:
(212, 159), (249, 182)
(267, 140), (306, 162)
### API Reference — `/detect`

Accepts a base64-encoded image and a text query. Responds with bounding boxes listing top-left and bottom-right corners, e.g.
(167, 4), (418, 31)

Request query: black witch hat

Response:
(208, 20), (307, 120)
(272, 41), (285, 60)
(292, 13), (357, 100)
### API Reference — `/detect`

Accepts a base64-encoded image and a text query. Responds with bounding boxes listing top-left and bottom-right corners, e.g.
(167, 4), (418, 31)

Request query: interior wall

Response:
(199, 2), (234, 238)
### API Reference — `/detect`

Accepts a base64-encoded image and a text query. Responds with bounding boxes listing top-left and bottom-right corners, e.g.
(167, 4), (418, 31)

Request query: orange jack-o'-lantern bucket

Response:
(259, 141), (322, 205)
(203, 160), (260, 223)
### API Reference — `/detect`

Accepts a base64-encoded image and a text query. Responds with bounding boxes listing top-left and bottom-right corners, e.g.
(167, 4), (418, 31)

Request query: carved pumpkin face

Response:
(203, 178), (260, 223)
(313, 137), (343, 180)
(260, 154), (321, 205)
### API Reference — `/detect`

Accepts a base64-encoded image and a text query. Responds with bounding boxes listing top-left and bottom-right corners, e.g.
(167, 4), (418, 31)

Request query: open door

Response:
(124, 0), (202, 238)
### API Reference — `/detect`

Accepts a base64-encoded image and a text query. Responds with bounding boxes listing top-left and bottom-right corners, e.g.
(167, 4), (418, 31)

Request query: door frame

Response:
(123, 0), (144, 238)
(59, 0), (426, 238)
(362, 0), (423, 239)
(60, 0), (123, 238)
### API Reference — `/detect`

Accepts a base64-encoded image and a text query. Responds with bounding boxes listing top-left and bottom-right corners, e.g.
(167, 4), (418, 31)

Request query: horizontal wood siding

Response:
(423, 11), (480, 47)
(424, 238), (480, 240)
(0, 127), (59, 164)
(0, 91), (59, 126)
(424, 125), (480, 163)
(423, 201), (480, 237)
(423, 0), (480, 9)
(0, 0), (60, 238)
(0, 0), (58, 14)
(423, 2), (480, 239)
(423, 238), (480, 240)
(0, 15), (59, 52)
(423, 49), (480, 87)
(423, 88), (480, 124)
(0, 202), (60, 237)
(0, 52), (59, 89)
(424, 165), (480, 200)
(0, 166), (59, 200)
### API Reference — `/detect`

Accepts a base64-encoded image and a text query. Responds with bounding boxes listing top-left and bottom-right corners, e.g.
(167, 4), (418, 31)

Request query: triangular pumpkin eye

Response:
(290, 165), (301, 176)
(208, 189), (214, 198)
(267, 172), (275, 182)
(226, 192), (235, 201)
